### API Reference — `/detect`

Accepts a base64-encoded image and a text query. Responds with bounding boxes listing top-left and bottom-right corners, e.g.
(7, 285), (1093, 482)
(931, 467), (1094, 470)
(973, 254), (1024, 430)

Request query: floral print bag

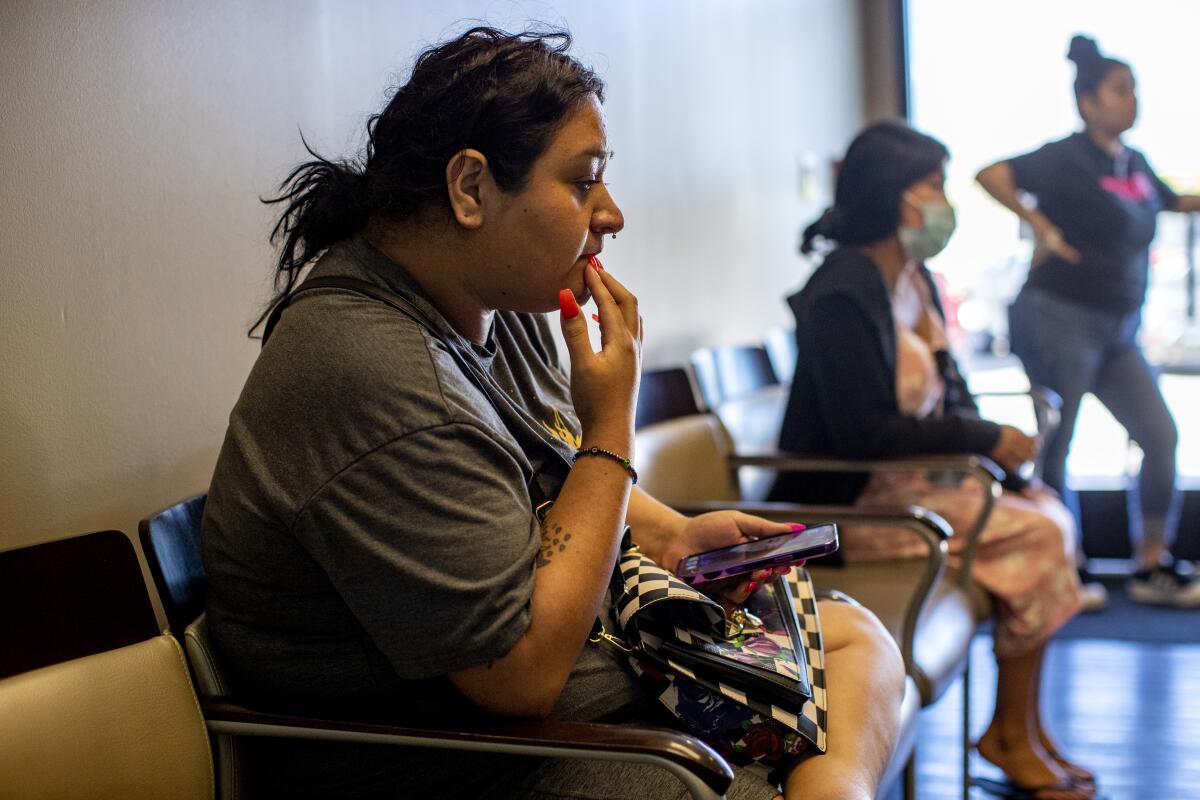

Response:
(596, 545), (828, 772)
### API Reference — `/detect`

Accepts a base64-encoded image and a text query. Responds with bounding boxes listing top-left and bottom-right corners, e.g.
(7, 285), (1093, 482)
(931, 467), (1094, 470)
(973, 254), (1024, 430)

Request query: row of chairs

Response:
(635, 331), (1062, 799)
(0, 517), (739, 800)
(0, 338), (1057, 799)
(0, 495), (941, 799)
(1, 501), (941, 797)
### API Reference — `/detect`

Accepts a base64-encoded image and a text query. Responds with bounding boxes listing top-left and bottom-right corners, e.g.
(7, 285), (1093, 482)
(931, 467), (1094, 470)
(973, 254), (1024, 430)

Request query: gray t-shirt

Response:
(202, 237), (643, 798)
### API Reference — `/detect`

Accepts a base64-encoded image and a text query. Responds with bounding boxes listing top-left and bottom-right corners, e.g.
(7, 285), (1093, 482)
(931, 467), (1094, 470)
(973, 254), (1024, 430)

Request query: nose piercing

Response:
(611, 233), (617, 240)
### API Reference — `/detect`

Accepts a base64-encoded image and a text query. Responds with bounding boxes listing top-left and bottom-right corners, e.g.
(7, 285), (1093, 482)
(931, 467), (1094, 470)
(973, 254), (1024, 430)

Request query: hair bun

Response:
(1067, 34), (1102, 67)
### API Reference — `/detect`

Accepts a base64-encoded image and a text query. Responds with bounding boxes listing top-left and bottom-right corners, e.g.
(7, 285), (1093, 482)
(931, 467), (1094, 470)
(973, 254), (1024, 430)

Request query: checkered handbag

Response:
(605, 547), (828, 766)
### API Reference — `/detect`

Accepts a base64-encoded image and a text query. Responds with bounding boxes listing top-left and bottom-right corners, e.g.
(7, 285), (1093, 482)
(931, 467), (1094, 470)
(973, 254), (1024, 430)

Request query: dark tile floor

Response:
(908, 635), (1200, 800)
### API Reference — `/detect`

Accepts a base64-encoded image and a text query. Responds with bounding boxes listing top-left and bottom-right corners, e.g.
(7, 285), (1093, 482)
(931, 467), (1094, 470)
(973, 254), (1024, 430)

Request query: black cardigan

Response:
(768, 247), (1002, 505)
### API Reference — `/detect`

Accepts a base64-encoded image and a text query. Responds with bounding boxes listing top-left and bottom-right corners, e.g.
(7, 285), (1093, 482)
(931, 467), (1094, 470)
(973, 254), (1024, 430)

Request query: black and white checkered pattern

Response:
(788, 571), (827, 752)
(612, 548), (828, 754)
(613, 550), (724, 635)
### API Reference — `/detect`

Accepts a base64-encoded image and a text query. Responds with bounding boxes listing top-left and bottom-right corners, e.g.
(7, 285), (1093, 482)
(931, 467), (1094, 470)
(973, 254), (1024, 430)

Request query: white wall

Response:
(0, 0), (868, 549)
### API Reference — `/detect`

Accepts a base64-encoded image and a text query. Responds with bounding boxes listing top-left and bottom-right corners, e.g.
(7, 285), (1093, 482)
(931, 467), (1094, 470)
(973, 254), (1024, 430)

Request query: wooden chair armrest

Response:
(973, 386), (1063, 456)
(666, 500), (949, 671)
(729, 451), (1003, 482)
(200, 697), (733, 799)
(726, 453), (999, 580)
(972, 385), (1063, 413)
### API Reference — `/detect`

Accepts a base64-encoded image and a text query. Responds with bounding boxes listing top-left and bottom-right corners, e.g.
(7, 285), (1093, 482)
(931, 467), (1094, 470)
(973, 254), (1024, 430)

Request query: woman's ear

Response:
(898, 193), (923, 229)
(445, 149), (491, 229)
(1076, 93), (1097, 126)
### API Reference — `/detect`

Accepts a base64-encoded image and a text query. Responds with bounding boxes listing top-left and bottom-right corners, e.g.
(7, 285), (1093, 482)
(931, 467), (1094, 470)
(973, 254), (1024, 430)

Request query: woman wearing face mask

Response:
(977, 35), (1200, 609)
(772, 121), (1090, 799)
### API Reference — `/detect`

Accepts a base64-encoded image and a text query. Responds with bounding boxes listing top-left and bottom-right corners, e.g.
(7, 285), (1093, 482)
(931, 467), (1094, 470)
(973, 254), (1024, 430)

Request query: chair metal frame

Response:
(140, 497), (734, 800)
(685, 341), (1064, 800)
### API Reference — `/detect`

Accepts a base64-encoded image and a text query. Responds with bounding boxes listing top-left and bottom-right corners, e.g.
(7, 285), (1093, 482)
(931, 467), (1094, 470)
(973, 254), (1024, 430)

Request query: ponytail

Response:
(250, 139), (368, 336)
(800, 207), (843, 255)
(249, 26), (604, 338)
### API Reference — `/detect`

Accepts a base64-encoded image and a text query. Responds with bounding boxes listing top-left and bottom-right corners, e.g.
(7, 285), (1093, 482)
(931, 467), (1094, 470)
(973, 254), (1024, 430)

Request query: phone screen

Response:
(676, 524), (838, 583)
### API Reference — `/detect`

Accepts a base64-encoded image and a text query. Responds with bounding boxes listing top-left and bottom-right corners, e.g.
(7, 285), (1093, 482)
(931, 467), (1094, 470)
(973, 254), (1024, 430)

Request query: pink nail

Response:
(789, 523), (806, 531)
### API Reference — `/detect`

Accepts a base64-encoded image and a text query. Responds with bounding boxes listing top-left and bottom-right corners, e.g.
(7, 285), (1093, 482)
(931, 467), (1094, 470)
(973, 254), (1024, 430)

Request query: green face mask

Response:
(899, 193), (956, 261)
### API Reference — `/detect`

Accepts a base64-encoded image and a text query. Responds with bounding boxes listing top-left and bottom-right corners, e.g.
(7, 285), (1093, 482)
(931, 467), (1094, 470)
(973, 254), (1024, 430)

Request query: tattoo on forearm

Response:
(536, 521), (573, 569)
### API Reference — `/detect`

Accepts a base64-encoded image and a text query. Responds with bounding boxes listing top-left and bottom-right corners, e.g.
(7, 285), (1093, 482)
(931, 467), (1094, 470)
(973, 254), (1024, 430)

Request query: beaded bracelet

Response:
(572, 446), (638, 484)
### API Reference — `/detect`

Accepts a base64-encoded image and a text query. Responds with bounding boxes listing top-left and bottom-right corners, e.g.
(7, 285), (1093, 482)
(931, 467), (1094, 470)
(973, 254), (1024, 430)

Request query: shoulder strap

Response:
(261, 275), (572, 505)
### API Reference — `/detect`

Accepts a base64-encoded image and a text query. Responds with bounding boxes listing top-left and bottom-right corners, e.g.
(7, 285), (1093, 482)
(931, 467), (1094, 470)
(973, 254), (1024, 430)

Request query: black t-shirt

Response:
(770, 248), (1000, 506)
(1008, 132), (1179, 313)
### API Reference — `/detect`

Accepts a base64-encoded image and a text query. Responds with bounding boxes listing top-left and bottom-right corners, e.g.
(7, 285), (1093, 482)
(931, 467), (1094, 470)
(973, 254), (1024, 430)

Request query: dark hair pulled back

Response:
(1067, 34), (1129, 99)
(254, 26), (604, 333)
(800, 121), (948, 255)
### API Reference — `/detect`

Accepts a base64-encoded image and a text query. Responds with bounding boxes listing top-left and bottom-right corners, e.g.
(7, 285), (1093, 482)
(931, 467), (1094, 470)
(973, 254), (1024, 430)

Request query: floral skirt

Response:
(848, 472), (1084, 659)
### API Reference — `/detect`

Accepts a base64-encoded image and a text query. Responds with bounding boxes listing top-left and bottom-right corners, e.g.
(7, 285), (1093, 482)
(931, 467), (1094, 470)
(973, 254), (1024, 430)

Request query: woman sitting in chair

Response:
(201, 27), (904, 800)
(771, 122), (1090, 800)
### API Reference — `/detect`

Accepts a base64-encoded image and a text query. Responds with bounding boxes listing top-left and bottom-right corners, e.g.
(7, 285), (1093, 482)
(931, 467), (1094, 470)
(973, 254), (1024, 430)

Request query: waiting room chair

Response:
(140, 497), (737, 800)
(0, 530), (214, 799)
(637, 365), (706, 430)
(0, 527), (731, 800)
(0, 633), (217, 800)
(637, 367), (980, 709)
(695, 344), (1062, 800)
(139, 492), (207, 637)
(689, 344), (780, 409)
(636, 412), (951, 799)
(762, 325), (797, 385)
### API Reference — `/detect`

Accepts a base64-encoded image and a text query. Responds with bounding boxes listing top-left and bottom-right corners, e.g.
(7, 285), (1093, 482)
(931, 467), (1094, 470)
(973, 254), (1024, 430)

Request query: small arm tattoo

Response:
(536, 521), (573, 569)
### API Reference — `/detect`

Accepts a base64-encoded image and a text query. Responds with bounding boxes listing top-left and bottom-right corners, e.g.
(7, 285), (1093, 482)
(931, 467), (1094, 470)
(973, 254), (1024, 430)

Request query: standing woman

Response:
(977, 35), (1200, 607)
(774, 121), (1090, 800)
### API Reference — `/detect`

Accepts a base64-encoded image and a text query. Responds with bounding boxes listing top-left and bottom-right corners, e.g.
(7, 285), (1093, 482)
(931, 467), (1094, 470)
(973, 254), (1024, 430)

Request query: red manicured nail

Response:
(591, 313), (601, 323)
(789, 523), (806, 531)
(559, 289), (579, 319)
(745, 581), (759, 593)
(589, 254), (605, 271)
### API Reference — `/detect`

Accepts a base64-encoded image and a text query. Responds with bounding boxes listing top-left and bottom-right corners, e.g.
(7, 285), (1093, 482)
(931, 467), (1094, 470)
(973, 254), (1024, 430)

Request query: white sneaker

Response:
(1127, 564), (1200, 608)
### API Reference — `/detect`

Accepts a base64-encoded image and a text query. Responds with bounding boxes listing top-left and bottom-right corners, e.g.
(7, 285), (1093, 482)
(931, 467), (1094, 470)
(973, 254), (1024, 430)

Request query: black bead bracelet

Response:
(572, 446), (638, 484)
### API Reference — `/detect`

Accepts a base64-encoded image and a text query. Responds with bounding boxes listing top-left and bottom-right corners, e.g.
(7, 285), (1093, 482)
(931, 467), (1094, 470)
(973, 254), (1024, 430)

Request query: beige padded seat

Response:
(636, 413), (984, 703)
(807, 561), (979, 703)
(637, 413), (946, 799)
(0, 634), (214, 800)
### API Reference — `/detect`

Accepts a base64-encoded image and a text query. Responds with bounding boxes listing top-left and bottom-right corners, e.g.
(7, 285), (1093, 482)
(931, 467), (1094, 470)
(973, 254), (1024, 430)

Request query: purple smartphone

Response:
(675, 524), (838, 584)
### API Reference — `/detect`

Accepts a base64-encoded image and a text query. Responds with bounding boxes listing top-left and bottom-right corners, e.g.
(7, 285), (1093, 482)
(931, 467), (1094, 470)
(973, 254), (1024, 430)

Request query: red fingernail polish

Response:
(592, 255), (605, 271)
(559, 289), (579, 319)
(745, 581), (758, 592)
(591, 313), (600, 323)
(789, 523), (806, 531)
